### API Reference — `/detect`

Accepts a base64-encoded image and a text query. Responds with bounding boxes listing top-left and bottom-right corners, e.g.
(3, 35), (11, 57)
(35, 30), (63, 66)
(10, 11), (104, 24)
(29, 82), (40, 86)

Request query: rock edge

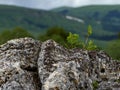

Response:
(0, 38), (120, 90)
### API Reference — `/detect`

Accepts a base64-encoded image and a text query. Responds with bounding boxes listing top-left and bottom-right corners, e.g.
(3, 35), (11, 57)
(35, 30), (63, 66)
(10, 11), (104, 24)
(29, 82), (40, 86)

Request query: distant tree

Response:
(0, 30), (12, 45)
(11, 27), (34, 38)
(38, 26), (69, 45)
(0, 27), (34, 45)
(106, 39), (120, 60)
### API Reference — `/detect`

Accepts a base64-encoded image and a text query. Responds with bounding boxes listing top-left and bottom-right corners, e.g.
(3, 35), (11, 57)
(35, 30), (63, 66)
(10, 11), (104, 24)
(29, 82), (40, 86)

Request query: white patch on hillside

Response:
(66, 15), (84, 23)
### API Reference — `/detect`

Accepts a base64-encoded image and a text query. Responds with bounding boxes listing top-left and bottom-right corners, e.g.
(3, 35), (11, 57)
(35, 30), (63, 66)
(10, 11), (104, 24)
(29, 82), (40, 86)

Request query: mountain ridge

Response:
(52, 5), (120, 40)
(0, 5), (120, 46)
(0, 5), (86, 35)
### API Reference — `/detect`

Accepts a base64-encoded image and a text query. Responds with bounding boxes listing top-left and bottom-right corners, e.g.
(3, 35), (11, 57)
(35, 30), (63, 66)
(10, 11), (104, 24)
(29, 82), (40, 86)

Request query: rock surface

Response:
(0, 38), (120, 90)
(0, 38), (41, 90)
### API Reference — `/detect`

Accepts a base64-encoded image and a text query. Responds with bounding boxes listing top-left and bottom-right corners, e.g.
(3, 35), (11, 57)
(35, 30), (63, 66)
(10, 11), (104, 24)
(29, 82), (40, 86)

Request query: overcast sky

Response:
(0, 0), (120, 10)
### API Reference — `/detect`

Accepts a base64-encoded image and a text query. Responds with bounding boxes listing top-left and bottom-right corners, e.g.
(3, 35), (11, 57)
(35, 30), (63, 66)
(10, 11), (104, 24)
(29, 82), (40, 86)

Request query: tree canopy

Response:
(38, 26), (69, 45)
(106, 39), (120, 60)
(0, 27), (34, 45)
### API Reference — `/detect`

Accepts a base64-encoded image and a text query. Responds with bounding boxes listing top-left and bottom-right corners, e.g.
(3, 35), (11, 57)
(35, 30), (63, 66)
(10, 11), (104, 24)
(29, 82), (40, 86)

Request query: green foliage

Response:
(67, 32), (81, 48)
(92, 81), (99, 90)
(53, 5), (120, 47)
(0, 30), (12, 45)
(66, 25), (97, 50)
(38, 26), (68, 45)
(11, 27), (34, 38)
(88, 25), (92, 36)
(85, 40), (97, 50)
(83, 25), (97, 50)
(0, 27), (34, 45)
(0, 5), (85, 37)
(106, 39), (120, 60)
(0, 5), (119, 48)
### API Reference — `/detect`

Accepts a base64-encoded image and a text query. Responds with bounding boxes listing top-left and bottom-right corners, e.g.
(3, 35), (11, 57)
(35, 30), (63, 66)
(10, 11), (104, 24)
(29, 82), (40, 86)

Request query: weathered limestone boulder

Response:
(0, 38), (41, 90)
(38, 40), (120, 90)
(0, 38), (120, 90)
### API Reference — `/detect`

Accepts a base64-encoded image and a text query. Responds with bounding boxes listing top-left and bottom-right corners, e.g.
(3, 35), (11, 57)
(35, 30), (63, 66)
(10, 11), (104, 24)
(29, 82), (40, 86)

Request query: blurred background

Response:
(0, 0), (120, 60)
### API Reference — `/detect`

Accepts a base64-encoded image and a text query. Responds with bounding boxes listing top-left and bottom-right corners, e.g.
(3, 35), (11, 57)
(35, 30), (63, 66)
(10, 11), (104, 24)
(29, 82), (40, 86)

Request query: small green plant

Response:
(66, 32), (81, 48)
(83, 25), (97, 50)
(92, 81), (99, 90)
(66, 25), (97, 50)
(86, 25), (92, 46)
(85, 40), (97, 50)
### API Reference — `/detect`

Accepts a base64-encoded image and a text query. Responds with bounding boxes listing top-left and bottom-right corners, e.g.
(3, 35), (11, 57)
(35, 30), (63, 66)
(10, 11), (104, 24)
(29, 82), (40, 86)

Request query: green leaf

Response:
(86, 40), (97, 50)
(88, 25), (92, 36)
(67, 32), (80, 48)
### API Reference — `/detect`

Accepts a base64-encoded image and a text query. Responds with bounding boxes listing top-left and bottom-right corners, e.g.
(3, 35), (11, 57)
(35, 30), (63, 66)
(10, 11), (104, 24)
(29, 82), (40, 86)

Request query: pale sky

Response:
(0, 0), (120, 10)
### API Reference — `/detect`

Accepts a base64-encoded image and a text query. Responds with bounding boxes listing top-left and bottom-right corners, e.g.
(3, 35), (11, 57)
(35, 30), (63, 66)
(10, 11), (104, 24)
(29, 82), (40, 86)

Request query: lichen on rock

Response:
(0, 38), (41, 90)
(0, 38), (120, 90)
(38, 39), (120, 90)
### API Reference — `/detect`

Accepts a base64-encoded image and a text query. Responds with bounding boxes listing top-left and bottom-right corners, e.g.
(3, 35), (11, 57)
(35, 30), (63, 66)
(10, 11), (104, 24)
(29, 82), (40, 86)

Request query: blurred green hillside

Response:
(0, 5), (120, 48)
(0, 5), (86, 36)
(52, 5), (120, 41)
(0, 5), (120, 42)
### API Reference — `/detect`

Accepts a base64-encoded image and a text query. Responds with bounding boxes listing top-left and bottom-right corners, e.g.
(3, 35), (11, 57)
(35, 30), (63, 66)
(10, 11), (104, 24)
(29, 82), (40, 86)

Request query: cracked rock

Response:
(0, 38), (120, 90)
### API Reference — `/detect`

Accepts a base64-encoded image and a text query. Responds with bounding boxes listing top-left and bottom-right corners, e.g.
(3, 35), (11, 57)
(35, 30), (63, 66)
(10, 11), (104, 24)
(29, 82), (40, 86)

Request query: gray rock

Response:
(38, 40), (120, 90)
(0, 38), (120, 90)
(0, 38), (41, 90)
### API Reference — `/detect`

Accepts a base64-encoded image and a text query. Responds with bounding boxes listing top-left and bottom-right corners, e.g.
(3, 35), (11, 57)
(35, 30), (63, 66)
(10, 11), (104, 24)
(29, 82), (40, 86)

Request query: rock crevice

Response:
(0, 38), (120, 90)
(0, 38), (41, 90)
